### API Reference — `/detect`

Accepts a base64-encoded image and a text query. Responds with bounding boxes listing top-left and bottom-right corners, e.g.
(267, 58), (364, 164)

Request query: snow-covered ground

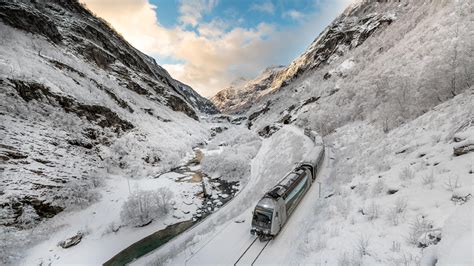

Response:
(136, 91), (473, 265)
(136, 125), (327, 264)
(21, 171), (202, 265)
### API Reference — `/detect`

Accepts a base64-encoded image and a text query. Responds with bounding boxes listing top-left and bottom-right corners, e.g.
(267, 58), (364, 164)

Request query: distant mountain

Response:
(211, 65), (285, 113)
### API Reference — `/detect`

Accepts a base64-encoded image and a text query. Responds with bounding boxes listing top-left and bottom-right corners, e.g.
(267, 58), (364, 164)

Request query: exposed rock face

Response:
(0, 0), (216, 119)
(211, 66), (285, 113)
(9, 79), (134, 132)
(0, 2), (62, 44)
(175, 80), (219, 115)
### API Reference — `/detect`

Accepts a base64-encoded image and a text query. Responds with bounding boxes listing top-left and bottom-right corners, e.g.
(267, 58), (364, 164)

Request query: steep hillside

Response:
(211, 66), (284, 113)
(213, 0), (472, 121)
(0, 0), (217, 263)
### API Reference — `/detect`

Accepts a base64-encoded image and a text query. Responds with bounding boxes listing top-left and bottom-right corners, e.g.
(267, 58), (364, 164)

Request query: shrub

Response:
(371, 179), (385, 196)
(387, 207), (400, 226)
(394, 197), (408, 213)
(399, 166), (414, 181)
(356, 235), (370, 257)
(422, 170), (435, 189)
(444, 176), (461, 192)
(16, 205), (40, 229)
(366, 201), (381, 221)
(390, 241), (401, 252)
(62, 180), (100, 209)
(407, 216), (433, 246)
(120, 188), (174, 227)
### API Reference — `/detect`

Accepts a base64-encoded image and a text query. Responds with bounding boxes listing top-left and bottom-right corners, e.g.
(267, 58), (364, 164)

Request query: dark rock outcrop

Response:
(10, 79), (134, 132)
(0, 2), (62, 44)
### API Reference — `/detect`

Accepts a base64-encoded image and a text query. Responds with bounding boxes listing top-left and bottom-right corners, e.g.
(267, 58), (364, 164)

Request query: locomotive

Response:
(250, 140), (324, 240)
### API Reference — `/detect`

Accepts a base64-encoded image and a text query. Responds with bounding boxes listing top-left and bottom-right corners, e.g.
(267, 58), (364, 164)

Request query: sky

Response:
(81, 0), (353, 97)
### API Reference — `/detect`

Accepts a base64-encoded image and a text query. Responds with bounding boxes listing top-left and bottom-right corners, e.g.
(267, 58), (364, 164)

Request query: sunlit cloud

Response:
(250, 1), (275, 14)
(283, 10), (305, 21)
(178, 0), (219, 27)
(81, 0), (353, 97)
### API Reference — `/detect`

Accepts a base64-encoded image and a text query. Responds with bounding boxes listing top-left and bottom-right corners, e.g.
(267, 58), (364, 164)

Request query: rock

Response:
(417, 229), (441, 248)
(258, 124), (281, 138)
(453, 141), (474, 156)
(67, 138), (93, 149)
(58, 232), (83, 249)
(9, 80), (134, 132)
(0, 3), (62, 44)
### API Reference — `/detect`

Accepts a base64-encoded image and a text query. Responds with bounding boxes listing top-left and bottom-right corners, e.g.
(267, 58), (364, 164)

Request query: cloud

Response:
(283, 10), (304, 21)
(250, 1), (275, 14)
(81, 0), (353, 97)
(178, 0), (219, 27)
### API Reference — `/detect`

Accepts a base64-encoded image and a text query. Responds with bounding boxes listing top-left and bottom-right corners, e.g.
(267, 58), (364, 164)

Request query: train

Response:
(250, 136), (325, 240)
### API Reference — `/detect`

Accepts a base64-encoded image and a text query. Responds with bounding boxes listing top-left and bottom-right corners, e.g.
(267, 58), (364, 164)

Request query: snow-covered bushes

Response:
(365, 201), (381, 221)
(371, 179), (385, 196)
(62, 179), (101, 209)
(386, 198), (407, 226)
(201, 127), (261, 182)
(422, 170), (435, 189)
(105, 132), (187, 178)
(407, 216), (434, 246)
(16, 205), (40, 229)
(120, 188), (174, 227)
(398, 166), (414, 181)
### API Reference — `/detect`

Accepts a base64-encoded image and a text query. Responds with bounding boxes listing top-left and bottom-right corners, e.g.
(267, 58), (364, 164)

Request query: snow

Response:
(21, 172), (204, 265)
(2, 0), (473, 265)
(433, 201), (473, 265)
(138, 91), (473, 265)
(135, 125), (325, 264)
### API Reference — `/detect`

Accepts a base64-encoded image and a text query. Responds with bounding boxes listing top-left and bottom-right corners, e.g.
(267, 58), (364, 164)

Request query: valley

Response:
(0, 0), (472, 265)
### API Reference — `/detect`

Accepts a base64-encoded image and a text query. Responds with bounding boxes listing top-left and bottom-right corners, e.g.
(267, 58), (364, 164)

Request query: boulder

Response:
(58, 232), (83, 249)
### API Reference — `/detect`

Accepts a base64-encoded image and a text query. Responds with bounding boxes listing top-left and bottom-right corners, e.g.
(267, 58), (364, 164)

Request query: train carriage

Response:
(251, 141), (325, 240)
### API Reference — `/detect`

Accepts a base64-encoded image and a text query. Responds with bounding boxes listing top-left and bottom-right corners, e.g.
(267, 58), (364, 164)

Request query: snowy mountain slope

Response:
(211, 0), (400, 113)
(0, 0), (217, 263)
(213, 0), (472, 122)
(243, 0), (472, 138)
(211, 66), (285, 113)
(174, 80), (219, 115)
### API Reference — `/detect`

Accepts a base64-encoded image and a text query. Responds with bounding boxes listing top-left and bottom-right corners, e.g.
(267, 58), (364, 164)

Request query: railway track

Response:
(234, 237), (271, 266)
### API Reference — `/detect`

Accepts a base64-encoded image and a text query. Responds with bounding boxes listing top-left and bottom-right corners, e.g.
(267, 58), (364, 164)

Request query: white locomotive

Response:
(250, 140), (324, 240)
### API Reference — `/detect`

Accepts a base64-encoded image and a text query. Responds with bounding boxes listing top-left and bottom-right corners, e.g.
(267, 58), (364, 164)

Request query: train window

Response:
(253, 208), (273, 228)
